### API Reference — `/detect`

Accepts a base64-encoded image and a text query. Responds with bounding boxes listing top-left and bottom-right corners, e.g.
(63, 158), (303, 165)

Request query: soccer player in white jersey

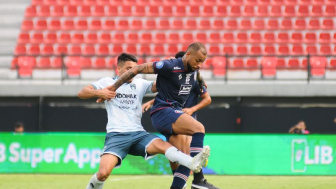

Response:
(78, 53), (210, 189)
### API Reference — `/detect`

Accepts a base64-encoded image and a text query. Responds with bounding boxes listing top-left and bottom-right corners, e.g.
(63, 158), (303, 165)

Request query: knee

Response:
(193, 123), (205, 133)
(96, 169), (111, 181)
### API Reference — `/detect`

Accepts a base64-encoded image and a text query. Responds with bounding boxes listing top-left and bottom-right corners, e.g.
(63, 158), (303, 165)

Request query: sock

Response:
(165, 146), (193, 168)
(193, 169), (205, 183)
(190, 132), (205, 157)
(86, 173), (105, 189)
(190, 133), (205, 183)
(171, 165), (190, 189)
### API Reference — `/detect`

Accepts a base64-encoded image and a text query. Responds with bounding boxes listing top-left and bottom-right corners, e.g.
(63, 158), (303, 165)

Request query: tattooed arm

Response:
(96, 62), (155, 103)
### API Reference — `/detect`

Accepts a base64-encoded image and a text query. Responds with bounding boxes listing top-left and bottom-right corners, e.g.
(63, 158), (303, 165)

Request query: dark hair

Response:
(175, 51), (185, 58)
(187, 42), (207, 55)
(117, 53), (138, 67)
(14, 121), (24, 129)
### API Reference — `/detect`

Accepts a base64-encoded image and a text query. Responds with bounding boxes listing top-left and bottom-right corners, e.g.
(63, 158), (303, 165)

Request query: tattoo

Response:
(111, 62), (154, 91)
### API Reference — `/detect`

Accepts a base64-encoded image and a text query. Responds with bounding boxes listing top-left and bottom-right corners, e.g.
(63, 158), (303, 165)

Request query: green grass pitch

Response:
(1, 174), (336, 189)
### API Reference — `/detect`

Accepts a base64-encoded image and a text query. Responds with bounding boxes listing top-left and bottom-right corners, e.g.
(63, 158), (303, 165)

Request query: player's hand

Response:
(142, 102), (152, 113)
(96, 88), (116, 103)
(182, 108), (194, 116)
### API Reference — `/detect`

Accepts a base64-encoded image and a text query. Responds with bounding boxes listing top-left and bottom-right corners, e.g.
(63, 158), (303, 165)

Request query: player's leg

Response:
(86, 154), (119, 189)
(169, 134), (191, 173)
(168, 135), (191, 189)
(87, 132), (130, 189)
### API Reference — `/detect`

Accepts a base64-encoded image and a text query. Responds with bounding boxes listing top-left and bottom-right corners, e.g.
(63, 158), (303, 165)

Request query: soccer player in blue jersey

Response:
(78, 53), (210, 189)
(97, 43), (212, 189)
(142, 51), (219, 189)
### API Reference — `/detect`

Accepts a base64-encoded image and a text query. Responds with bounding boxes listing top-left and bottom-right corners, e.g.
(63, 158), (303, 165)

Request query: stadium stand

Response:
(1, 0), (335, 80)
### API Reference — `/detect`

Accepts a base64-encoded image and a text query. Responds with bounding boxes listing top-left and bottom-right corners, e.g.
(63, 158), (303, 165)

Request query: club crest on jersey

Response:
(156, 61), (164, 69)
(130, 84), (136, 90)
(174, 110), (184, 114)
(178, 84), (192, 95)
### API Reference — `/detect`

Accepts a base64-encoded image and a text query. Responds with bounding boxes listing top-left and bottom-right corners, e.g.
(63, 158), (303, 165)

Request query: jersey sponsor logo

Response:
(115, 93), (137, 99)
(156, 61), (164, 69)
(178, 84), (192, 95)
(174, 66), (181, 70)
(178, 74), (182, 80)
(174, 110), (184, 114)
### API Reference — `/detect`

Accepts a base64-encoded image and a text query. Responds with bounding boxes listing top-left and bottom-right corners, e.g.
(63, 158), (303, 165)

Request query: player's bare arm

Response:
(108, 62), (155, 91)
(182, 93), (212, 116)
(78, 85), (116, 100)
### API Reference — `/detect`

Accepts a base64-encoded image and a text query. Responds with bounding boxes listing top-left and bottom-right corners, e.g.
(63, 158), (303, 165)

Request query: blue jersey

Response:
(184, 82), (207, 119)
(150, 58), (197, 115)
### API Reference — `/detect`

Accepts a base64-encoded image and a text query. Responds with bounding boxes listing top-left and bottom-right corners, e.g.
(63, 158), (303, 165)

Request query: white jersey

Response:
(91, 77), (154, 133)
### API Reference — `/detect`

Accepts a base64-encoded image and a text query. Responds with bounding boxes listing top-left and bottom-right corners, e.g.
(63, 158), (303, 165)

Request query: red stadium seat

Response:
(236, 33), (248, 43)
(250, 33), (262, 43)
(113, 33), (125, 44)
(35, 19), (48, 30)
(291, 33), (303, 43)
(267, 19), (279, 30)
(319, 45), (332, 55)
(83, 45), (96, 55)
(130, 20), (143, 30)
(181, 32), (194, 44)
(167, 33), (180, 44)
(80, 57), (92, 68)
(270, 6), (282, 17)
(208, 45), (220, 55)
(21, 20), (34, 31)
(297, 5), (309, 17)
(284, 6), (296, 17)
(230, 58), (244, 69)
(175, 6), (187, 16)
(199, 19), (211, 29)
(65, 6), (78, 16)
(153, 45), (165, 55)
(273, 0), (284, 4)
(55, 45), (68, 55)
(261, 57), (277, 78)
(243, 6), (255, 17)
(18, 33), (30, 44)
(209, 33), (221, 43)
(215, 6), (227, 17)
(147, 6), (159, 16)
(76, 20), (88, 30)
(31, 32), (44, 44)
(97, 45), (110, 55)
(119, 6), (132, 16)
(213, 19), (225, 29)
(246, 58), (259, 70)
(292, 45), (304, 55)
(65, 56), (81, 78)
(84, 0), (98, 5)
(223, 46), (234, 54)
(93, 58), (106, 68)
(236, 46), (248, 55)
(202, 6), (214, 16)
(223, 33), (234, 43)
(85, 33), (98, 44)
(69, 45), (82, 55)
(158, 19), (170, 30)
(99, 33), (112, 44)
(51, 6), (64, 17)
(25, 6), (37, 18)
(240, 19), (252, 30)
(124, 33), (138, 44)
(92, 6), (105, 16)
(325, 5), (336, 17)
(62, 20), (75, 30)
(103, 20), (115, 30)
(140, 33), (153, 44)
(38, 6), (50, 17)
(308, 19), (320, 30)
(161, 6), (173, 16)
(49, 19), (61, 30)
(304, 33), (317, 43)
(185, 19), (197, 29)
(277, 33), (290, 43)
(18, 56), (36, 78)
(294, 19), (306, 30)
(112, 45), (124, 55)
(278, 45), (290, 55)
(256, 6), (268, 17)
(310, 57), (327, 77)
(139, 45), (151, 55)
(212, 56), (226, 77)
(41, 45), (54, 55)
(253, 19), (265, 30)
(167, 45), (179, 55)
(106, 6), (118, 16)
(37, 57), (51, 68)
(153, 33), (166, 44)
(90, 19), (102, 30)
(319, 33), (331, 43)
(228, 6), (241, 17)
(116, 19), (129, 30)
(32, 0), (43, 5)
(306, 45), (318, 55)
(71, 33), (84, 44)
(14, 45), (27, 55)
(311, 5), (323, 16)
(280, 19), (293, 30)
(59, 33), (71, 44)
(28, 45), (40, 55)
(264, 33), (275, 43)
(250, 45), (262, 55)
(226, 20), (238, 30)
(195, 33), (207, 43)
(264, 45), (276, 55)
(125, 45), (137, 54)
(79, 5), (91, 16)
(144, 20), (156, 30)
(188, 6), (200, 16)
(322, 19), (334, 30)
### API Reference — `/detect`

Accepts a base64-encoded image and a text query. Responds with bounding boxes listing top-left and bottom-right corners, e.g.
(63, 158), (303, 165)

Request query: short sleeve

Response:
(91, 77), (111, 90)
(143, 80), (154, 95)
(153, 59), (174, 76)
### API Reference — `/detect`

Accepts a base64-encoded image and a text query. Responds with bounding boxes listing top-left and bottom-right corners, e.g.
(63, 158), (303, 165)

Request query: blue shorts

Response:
(102, 131), (160, 167)
(151, 107), (184, 140)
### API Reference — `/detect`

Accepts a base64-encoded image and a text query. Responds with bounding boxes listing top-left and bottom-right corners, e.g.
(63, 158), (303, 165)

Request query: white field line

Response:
(109, 175), (169, 182)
